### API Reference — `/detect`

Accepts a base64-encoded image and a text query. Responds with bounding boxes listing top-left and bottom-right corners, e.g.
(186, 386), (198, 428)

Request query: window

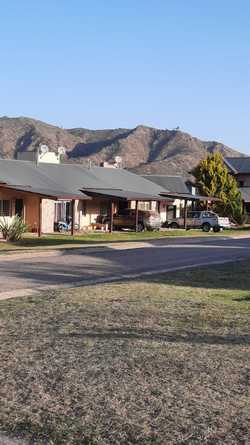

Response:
(138, 201), (152, 211)
(0, 200), (11, 217)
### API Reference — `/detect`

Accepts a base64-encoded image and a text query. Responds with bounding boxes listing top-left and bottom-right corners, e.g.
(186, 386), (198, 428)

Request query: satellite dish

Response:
(40, 144), (49, 154)
(58, 146), (66, 156)
(115, 156), (122, 164)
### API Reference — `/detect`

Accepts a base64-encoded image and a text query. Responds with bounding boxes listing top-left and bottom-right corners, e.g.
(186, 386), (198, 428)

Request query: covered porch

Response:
(82, 188), (172, 232)
(0, 184), (88, 237)
(159, 191), (221, 229)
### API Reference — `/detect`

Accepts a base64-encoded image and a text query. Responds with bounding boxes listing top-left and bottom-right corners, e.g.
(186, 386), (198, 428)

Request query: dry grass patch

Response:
(0, 262), (249, 444)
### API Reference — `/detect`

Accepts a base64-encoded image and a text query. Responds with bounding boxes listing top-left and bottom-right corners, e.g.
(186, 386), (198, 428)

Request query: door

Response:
(15, 199), (24, 218)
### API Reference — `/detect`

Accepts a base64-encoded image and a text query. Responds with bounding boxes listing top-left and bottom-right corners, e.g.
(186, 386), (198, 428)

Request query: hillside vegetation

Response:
(0, 116), (243, 176)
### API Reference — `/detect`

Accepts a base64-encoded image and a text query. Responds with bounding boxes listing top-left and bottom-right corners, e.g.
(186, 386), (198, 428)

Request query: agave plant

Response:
(0, 216), (28, 241)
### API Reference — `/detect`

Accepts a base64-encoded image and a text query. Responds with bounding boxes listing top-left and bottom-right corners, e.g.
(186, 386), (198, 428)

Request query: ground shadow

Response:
(1, 238), (250, 293)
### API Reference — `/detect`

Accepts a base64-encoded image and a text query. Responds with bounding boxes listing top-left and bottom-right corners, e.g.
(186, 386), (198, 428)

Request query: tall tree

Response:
(192, 152), (243, 222)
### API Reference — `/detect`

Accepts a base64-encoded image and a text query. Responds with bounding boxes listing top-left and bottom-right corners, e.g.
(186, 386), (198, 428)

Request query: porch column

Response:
(38, 198), (42, 237)
(109, 200), (115, 233)
(71, 199), (75, 236)
(183, 199), (188, 230)
(135, 200), (139, 232)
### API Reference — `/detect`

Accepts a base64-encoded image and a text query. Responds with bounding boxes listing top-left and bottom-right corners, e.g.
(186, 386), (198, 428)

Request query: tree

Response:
(192, 152), (243, 223)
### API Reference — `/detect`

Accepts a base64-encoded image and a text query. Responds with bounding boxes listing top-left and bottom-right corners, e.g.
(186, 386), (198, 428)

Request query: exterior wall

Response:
(25, 195), (40, 231)
(77, 199), (111, 228)
(236, 174), (250, 187)
(41, 199), (55, 233)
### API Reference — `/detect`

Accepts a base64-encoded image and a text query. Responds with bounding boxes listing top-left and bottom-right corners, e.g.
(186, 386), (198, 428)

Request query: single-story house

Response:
(0, 157), (173, 235)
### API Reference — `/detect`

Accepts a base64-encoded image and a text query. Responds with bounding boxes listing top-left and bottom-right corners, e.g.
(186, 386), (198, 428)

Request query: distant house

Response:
(224, 157), (250, 219)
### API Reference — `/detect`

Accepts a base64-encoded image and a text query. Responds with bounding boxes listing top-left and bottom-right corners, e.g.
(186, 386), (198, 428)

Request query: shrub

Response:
(0, 216), (28, 241)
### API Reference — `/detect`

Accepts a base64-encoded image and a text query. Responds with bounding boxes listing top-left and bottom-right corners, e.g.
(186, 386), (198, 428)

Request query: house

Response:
(0, 155), (172, 235)
(224, 157), (250, 219)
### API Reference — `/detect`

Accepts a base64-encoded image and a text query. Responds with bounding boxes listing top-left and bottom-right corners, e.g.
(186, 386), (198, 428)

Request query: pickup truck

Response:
(167, 211), (231, 232)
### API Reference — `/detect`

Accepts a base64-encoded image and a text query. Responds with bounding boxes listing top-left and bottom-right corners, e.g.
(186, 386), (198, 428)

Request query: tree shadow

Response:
(1, 238), (250, 293)
(57, 328), (250, 346)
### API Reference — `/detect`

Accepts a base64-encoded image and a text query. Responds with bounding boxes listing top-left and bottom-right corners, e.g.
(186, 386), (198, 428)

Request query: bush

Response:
(0, 216), (28, 241)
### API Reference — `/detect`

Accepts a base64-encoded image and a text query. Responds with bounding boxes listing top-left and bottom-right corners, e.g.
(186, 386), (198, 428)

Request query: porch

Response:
(0, 184), (87, 237)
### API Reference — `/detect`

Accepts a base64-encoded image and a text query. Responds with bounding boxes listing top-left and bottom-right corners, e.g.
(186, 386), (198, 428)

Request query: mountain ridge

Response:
(0, 116), (245, 177)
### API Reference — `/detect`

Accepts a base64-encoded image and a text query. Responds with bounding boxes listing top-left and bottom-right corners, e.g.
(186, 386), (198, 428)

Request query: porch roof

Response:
(159, 191), (221, 202)
(82, 188), (172, 201)
(0, 184), (89, 200)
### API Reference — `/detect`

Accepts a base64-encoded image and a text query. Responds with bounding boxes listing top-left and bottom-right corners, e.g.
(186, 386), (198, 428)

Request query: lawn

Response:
(0, 262), (249, 444)
(0, 227), (249, 253)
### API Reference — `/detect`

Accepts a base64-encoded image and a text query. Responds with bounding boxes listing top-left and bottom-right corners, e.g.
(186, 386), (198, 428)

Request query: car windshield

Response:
(202, 212), (216, 218)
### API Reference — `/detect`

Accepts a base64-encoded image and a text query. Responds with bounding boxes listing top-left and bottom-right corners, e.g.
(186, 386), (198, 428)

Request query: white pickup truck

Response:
(167, 211), (231, 232)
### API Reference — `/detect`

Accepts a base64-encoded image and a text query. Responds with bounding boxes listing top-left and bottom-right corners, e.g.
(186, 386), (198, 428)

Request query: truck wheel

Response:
(202, 223), (211, 232)
(170, 222), (179, 229)
(213, 226), (220, 233)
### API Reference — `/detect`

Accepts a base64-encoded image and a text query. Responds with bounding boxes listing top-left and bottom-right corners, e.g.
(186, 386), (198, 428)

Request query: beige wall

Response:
(78, 199), (110, 228)
(41, 199), (55, 233)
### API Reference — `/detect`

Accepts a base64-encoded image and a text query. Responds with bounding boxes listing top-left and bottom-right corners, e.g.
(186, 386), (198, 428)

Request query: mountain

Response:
(0, 116), (244, 176)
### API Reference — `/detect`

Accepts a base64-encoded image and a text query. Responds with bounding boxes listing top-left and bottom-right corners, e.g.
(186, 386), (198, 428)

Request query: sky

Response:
(0, 0), (250, 153)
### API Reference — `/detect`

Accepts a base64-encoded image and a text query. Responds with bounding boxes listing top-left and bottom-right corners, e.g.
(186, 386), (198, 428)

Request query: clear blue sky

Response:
(1, 0), (249, 153)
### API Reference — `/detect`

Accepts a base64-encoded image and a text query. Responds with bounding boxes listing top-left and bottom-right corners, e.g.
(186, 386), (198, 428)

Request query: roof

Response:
(240, 187), (250, 202)
(1, 184), (85, 200)
(159, 191), (221, 202)
(0, 159), (89, 199)
(0, 160), (167, 201)
(90, 167), (166, 196)
(82, 188), (170, 201)
(224, 157), (250, 174)
(142, 175), (189, 194)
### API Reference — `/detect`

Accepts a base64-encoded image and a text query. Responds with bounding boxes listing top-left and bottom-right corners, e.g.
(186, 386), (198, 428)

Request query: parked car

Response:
(167, 211), (231, 232)
(108, 208), (161, 231)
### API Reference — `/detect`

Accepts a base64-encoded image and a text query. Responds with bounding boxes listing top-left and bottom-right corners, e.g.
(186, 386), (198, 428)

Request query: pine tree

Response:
(192, 152), (243, 223)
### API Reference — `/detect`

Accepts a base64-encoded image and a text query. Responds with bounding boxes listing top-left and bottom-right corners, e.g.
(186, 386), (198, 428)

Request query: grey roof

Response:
(224, 157), (250, 174)
(159, 191), (221, 202)
(82, 188), (169, 201)
(0, 159), (89, 199)
(142, 175), (189, 194)
(0, 160), (167, 201)
(3, 184), (87, 200)
(90, 167), (167, 195)
(240, 187), (250, 202)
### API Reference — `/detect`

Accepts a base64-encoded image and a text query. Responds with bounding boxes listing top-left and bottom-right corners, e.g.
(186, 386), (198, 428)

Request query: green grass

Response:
(0, 261), (249, 444)
(0, 227), (249, 253)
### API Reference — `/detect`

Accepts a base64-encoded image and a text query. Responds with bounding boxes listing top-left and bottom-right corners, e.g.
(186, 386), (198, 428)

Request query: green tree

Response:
(192, 152), (244, 223)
